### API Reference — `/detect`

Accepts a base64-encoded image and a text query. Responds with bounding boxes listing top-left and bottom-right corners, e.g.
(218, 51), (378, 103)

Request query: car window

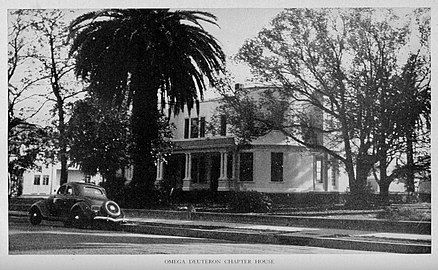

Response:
(66, 186), (74, 195)
(82, 186), (106, 198)
(57, 185), (67, 195)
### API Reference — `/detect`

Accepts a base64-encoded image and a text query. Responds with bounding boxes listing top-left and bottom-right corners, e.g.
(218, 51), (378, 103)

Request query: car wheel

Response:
(29, 207), (42, 225)
(102, 201), (121, 217)
(70, 208), (87, 229)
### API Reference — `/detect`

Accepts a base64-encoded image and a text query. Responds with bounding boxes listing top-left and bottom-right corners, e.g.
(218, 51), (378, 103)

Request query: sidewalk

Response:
(121, 216), (431, 254)
(9, 210), (431, 253)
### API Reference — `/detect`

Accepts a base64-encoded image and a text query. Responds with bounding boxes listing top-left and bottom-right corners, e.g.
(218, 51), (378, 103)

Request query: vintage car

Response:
(29, 182), (125, 228)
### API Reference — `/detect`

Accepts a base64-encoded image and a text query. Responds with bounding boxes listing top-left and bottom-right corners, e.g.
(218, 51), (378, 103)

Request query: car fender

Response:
(30, 200), (50, 219)
(70, 202), (94, 220)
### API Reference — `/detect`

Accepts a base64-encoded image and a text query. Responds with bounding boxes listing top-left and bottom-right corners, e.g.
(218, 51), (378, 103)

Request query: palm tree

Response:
(69, 9), (225, 193)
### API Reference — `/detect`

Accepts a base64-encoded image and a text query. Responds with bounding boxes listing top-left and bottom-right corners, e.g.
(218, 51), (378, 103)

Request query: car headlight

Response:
(91, 205), (101, 213)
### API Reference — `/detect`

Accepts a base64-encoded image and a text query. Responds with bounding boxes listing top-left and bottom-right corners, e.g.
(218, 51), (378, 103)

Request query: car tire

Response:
(29, 207), (42, 225)
(70, 208), (87, 229)
(102, 201), (121, 217)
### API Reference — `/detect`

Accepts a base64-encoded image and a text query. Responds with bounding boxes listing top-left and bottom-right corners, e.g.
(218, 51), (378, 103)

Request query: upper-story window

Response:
(33, 175), (41, 185)
(220, 115), (227, 136)
(42, 175), (49, 185)
(184, 117), (206, 139)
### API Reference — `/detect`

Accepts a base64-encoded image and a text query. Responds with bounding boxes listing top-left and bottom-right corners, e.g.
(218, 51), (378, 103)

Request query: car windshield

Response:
(81, 186), (106, 198)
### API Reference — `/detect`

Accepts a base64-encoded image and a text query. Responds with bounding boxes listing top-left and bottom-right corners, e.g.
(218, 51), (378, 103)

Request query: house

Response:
(154, 85), (349, 195)
(21, 162), (103, 197)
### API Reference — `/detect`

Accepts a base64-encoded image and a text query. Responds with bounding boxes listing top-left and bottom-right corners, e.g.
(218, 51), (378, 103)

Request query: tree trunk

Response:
(49, 35), (68, 185)
(130, 67), (160, 192)
(58, 103), (68, 185)
(405, 130), (415, 193)
(379, 179), (391, 206)
(348, 161), (371, 208)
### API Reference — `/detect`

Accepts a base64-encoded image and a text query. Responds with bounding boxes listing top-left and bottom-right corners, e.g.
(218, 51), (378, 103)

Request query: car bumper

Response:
(93, 216), (126, 223)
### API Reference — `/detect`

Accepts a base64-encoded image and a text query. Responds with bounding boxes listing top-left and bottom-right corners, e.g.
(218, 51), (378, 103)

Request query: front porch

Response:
(155, 137), (238, 192)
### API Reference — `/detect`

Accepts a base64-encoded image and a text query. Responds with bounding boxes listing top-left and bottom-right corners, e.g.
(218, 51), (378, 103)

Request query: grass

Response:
(376, 204), (431, 221)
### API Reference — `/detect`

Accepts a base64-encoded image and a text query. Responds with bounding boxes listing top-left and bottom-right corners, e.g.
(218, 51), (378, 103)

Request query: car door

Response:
(64, 185), (81, 212)
(50, 185), (67, 217)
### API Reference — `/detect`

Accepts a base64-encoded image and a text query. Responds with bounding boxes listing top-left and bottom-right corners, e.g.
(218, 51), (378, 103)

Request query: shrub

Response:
(224, 190), (273, 213)
(99, 176), (126, 205)
(376, 206), (431, 221)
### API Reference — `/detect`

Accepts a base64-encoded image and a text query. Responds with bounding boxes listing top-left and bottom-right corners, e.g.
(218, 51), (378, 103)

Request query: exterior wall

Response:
(169, 99), (221, 140)
(159, 95), (351, 194)
(236, 148), (342, 193)
(22, 163), (103, 197)
(22, 164), (56, 196)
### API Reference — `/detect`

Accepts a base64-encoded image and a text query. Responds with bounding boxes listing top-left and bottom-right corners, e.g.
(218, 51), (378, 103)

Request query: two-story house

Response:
(154, 85), (349, 195)
(18, 84), (349, 198)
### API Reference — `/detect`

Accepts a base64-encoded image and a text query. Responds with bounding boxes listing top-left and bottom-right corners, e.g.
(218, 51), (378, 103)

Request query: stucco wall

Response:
(238, 149), (324, 193)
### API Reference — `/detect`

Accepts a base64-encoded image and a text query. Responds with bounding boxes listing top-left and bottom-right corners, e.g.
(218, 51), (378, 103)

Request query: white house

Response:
(155, 85), (349, 194)
(21, 162), (103, 197)
(20, 84), (410, 198)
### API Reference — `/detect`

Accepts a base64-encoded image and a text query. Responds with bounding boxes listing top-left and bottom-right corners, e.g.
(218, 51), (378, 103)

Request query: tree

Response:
(8, 10), (51, 132)
(68, 9), (225, 193)
(367, 9), (430, 203)
(8, 123), (56, 196)
(8, 9), (85, 186)
(27, 10), (86, 185)
(231, 8), (428, 206)
(8, 10), (54, 192)
(68, 95), (176, 178)
(67, 97), (132, 181)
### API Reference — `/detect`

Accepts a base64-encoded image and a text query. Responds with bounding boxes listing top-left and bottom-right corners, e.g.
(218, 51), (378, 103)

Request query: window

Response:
(33, 175), (41, 185)
(42, 175), (49, 185)
(190, 118), (199, 138)
(239, 152), (253, 182)
(200, 117), (206, 137)
(191, 154), (206, 183)
(66, 186), (74, 195)
(315, 156), (323, 183)
(57, 185), (67, 195)
(331, 159), (338, 186)
(184, 118), (190, 139)
(83, 186), (105, 198)
(184, 117), (206, 139)
(271, 152), (283, 182)
(220, 115), (227, 136)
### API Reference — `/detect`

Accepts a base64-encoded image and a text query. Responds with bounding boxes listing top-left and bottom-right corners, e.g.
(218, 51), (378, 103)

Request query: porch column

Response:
(323, 153), (329, 191)
(154, 159), (164, 187)
(183, 153), (193, 191)
(218, 151), (230, 191)
(230, 151), (237, 190)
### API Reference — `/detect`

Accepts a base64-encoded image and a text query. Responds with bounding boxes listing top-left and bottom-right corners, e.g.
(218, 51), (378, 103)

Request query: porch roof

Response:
(173, 137), (236, 152)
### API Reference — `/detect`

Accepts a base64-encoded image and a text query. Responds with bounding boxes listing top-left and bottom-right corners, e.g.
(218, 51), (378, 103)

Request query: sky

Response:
(6, 5), (434, 125)
(200, 8), (283, 87)
(65, 8), (284, 95)
(7, 7), (284, 125)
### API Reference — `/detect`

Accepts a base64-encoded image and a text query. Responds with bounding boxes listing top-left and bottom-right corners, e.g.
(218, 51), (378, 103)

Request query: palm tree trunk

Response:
(130, 68), (160, 192)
